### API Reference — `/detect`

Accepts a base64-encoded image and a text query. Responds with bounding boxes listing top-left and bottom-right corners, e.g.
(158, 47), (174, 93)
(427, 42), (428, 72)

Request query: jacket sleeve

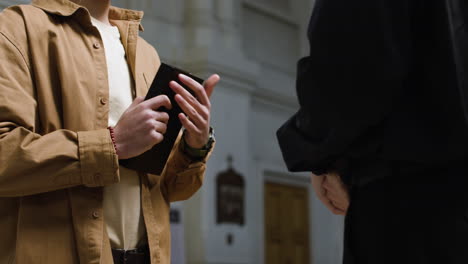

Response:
(277, 0), (413, 174)
(160, 133), (214, 202)
(0, 32), (120, 197)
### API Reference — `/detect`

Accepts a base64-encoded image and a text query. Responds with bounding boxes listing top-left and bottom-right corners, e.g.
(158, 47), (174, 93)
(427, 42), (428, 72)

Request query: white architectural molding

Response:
(242, 1), (297, 26)
(252, 87), (298, 110)
(181, 47), (259, 93)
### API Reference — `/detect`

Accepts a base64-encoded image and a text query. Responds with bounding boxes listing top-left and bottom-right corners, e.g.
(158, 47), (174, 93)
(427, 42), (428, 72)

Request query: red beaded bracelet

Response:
(107, 126), (118, 154)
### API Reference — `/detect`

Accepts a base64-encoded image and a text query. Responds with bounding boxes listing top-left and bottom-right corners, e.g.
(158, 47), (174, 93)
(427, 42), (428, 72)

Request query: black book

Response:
(119, 63), (205, 175)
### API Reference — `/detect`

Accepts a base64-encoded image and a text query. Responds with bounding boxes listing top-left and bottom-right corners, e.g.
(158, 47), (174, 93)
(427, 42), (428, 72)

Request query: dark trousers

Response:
(112, 244), (150, 264)
(343, 162), (468, 264)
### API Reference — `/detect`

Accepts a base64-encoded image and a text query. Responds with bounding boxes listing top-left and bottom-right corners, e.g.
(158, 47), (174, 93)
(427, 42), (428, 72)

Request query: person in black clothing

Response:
(277, 0), (468, 263)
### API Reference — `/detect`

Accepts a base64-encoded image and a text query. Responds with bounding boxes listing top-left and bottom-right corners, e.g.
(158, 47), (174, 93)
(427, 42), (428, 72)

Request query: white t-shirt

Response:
(91, 17), (146, 250)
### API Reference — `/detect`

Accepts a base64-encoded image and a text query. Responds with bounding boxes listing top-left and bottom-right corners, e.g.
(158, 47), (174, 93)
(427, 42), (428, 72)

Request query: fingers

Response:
(175, 95), (208, 128)
(170, 81), (209, 120)
(323, 186), (347, 204)
(170, 80), (210, 131)
(143, 116), (167, 133)
(203, 74), (220, 98)
(153, 111), (169, 124)
(320, 193), (346, 215)
(323, 176), (349, 208)
(327, 193), (348, 210)
(149, 129), (164, 145)
(312, 173), (348, 215)
(322, 189), (347, 215)
(323, 173), (349, 198)
(131, 96), (145, 107)
(327, 172), (347, 189)
(311, 173), (325, 195)
(179, 113), (200, 134)
(129, 97), (170, 125)
(137, 110), (169, 135)
(178, 74), (210, 106)
(146, 120), (166, 147)
(323, 179), (343, 197)
(322, 194), (343, 214)
(311, 174), (344, 215)
(330, 207), (346, 216)
(153, 121), (167, 134)
(143, 95), (172, 111)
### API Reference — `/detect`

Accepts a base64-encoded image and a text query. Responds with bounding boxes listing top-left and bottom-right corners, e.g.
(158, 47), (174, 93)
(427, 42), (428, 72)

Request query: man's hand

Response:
(113, 95), (172, 159)
(311, 172), (350, 216)
(170, 74), (220, 149)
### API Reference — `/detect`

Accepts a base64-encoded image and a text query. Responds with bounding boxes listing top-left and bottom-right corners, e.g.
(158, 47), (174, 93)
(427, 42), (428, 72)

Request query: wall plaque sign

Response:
(216, 155), (245, 226)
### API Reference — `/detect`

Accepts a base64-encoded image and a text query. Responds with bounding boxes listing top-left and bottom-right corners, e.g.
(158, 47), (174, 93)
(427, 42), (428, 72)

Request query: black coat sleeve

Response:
(277, 0), (413, 174)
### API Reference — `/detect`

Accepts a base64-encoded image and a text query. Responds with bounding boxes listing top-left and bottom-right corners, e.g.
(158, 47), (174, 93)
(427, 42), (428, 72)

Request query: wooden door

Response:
(265, 182), (310, 264)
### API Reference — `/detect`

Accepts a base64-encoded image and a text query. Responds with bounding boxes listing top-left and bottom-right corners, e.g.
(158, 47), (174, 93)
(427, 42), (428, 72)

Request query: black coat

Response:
(277, 0), (468, 183)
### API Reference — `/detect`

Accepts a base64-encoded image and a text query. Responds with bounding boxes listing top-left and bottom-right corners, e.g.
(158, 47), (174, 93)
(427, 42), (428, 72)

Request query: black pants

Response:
(343, 162), (468, 264)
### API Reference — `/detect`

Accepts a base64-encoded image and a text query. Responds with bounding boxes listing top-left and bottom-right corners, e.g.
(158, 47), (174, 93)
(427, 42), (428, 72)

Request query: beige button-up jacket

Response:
(0, 1), (211, 263)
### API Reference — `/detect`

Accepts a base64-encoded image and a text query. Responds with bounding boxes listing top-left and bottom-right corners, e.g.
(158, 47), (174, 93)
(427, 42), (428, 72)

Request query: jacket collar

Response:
(31, 0), (144, 31)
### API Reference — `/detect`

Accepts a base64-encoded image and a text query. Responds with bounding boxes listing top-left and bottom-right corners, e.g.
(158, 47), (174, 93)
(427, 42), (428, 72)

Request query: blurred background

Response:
(0, 0), (345, 263)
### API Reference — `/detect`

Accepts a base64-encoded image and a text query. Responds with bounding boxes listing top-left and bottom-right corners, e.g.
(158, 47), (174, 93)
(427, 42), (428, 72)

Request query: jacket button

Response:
(93, 42), (101, 49)
(100, 97), (107, 105)
(92, 211), (100, 219)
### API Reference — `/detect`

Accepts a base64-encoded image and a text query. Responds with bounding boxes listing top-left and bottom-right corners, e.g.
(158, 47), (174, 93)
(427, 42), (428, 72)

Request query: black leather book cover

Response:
(119, 63), (204, 175)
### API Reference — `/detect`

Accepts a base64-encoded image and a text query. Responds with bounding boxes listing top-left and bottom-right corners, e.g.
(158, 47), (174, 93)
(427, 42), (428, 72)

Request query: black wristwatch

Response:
(181, 127), (215, 159)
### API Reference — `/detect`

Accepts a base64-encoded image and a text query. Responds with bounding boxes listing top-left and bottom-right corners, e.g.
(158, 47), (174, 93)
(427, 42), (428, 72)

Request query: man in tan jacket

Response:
(0, 0), (219, 263)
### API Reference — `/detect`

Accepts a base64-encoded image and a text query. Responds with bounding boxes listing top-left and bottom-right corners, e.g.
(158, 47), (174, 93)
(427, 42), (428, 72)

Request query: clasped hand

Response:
(311, 172), (350, 216)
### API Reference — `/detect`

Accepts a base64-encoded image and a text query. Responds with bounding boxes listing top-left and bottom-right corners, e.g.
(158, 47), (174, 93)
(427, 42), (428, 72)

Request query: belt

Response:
(111, 244), (150, 264)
